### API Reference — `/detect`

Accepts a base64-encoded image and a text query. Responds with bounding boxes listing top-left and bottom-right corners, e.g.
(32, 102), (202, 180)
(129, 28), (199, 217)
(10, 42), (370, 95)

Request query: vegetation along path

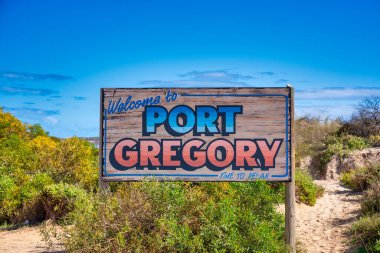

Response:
(296, 180), (362, 253)
(0, 180), (362, 253)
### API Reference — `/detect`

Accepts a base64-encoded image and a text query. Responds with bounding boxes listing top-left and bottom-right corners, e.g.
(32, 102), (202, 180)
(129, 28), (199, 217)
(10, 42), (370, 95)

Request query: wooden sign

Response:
(100, 87), (292, 182)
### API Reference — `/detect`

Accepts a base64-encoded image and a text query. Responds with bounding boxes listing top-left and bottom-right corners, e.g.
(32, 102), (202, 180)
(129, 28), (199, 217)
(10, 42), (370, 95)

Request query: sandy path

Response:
(296, 180), (362, 253)
(0, 225), (64, 253)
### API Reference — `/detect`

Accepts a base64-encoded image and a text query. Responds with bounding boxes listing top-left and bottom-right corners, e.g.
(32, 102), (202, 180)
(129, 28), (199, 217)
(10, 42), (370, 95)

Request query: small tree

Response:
(342, 96), (380, 137)
(27, 123), (49, 138)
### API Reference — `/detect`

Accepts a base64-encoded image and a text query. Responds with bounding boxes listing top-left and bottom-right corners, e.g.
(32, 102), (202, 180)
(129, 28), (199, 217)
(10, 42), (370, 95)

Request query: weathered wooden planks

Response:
(100, 87), (292, 182)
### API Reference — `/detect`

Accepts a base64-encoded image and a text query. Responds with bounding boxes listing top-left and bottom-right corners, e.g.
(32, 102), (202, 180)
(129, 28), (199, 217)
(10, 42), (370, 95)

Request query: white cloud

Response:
(298, 87), (380, 100)
(1, 71), (73, 81)
(0, 86), (59, 96)
(44, 116), (59, 126)
(296, 104), (355, 119)
(139, 69), (254, 88)
(179, 70), (254, 82)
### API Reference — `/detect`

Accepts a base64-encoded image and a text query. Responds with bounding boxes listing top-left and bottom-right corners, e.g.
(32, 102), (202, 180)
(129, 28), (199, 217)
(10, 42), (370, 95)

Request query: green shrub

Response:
(0, 173), (50, 224)
(295, 116), (340, 163)
(13, 173), (55, 223)
(346, 135), (369, 150)
(41, 183), (87, 221)
(27, 123), (48, 138)
(46, 181), (286, 253)
(0, 134), (37, 173)
(346, 164), (380, 252)
(55, 137), (98, 190)
(20, 173), (54, 201)
(369, 135), (380, 147)
(0, 172), (64, 224)
(320, 141), (344, 166)
(362, 182), (380, 215)
(340, 164), (380, 191)
(320, 135), (369, 167)
(340, 170), (361, 191)
(295, 170), (324, 206)
(351, 214), (380, 252)
(0, 175), (20, 223)
(0, 109), (99, 225)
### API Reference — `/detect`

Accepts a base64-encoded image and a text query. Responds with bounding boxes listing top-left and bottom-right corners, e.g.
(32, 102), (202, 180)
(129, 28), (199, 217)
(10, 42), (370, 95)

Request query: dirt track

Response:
(0, 225), (64, 253)
(295, 180), (362, 253)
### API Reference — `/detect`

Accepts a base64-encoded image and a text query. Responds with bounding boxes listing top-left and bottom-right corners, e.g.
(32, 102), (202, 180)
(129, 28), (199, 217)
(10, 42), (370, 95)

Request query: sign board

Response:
(100, 87), (292, 182)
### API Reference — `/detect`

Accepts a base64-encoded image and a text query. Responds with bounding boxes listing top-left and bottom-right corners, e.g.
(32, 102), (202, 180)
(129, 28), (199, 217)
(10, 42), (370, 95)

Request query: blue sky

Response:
(0, 0), (379, 137)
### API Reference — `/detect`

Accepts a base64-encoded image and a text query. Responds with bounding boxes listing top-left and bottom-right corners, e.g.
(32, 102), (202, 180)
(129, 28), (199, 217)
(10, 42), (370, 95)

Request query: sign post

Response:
(99, 88), (109, 191)
(99, 87), (295, 250)
(285, 85), (296, 252)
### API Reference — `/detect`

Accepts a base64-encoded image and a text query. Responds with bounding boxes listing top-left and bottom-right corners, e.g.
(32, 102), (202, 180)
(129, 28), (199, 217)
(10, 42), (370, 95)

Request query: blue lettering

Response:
(248, 172), (258, 179)
(218, 106), (243, 135)
(108, 98), (121, 114)
(196, 106), (219, 135)
(123, 96), (132, 111)
(130, 101), (137, 109)
(144, 106), (168, 135)
(220, 172), (234, 179)
(107, 94), (163, 115)
(153, 96), (161, 104)
(118, 102), (124, 112)
(135, 100), (142, 109)
(141, 105), (243, 136)
(260, 173), (269, 179)
(168, 106), (195, 135)
(140, 97), (153, 107)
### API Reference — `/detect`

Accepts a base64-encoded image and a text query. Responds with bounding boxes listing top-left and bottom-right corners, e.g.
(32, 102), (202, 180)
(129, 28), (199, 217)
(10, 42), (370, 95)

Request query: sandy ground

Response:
(0, 180), (361, 253)
(0, 225), (64, 253)
(295, 180), (362, 253)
